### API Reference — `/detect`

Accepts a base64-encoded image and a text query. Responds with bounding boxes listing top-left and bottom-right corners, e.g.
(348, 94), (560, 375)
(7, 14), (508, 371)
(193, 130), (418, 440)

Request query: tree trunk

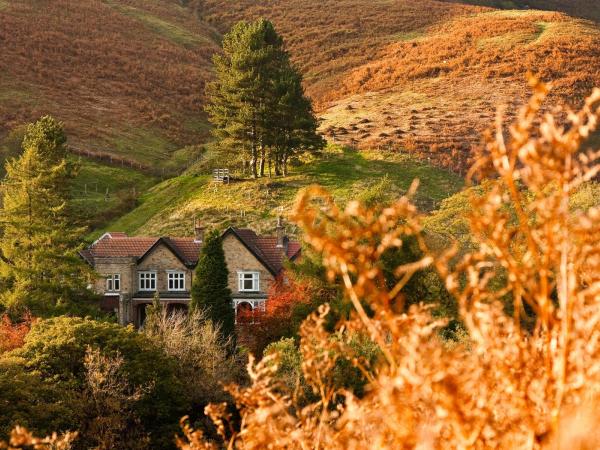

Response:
(251, 121), (258, 178)
(259, 145), (266, 177)
(282, 153), (289, 177)
(250, 148), (258, 179)
(274, 148), (282, 176)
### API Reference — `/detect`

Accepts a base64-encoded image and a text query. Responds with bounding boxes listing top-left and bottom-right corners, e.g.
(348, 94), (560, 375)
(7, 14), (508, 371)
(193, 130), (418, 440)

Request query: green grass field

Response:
(104, 2), (211, 48)
(92, 146), (463, 240)
(71, 158), (158, 229)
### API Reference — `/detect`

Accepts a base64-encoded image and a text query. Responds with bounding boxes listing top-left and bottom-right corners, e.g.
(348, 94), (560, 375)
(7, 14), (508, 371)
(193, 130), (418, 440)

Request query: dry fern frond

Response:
(177, 81), (600, 449)
(0, 427), (77, 450)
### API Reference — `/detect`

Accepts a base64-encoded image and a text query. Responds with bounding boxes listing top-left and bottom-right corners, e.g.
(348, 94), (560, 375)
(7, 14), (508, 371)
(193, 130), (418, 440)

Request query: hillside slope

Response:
(0, 0), (219, 167)
(95, 147), (463, 239)
(442, 0), (600, 22)
(2, 0), (598, 174)
(318, 10), (600, 170)
(200, 1), (600, 171)
(201, 0), (490, 101)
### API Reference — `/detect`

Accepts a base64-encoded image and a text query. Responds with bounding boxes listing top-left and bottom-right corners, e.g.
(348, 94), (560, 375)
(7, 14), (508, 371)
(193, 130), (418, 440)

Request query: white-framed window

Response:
(138, 272), (156, 291)
(105, 274), (120, 292)
(238, 271), (260, 292)
(168, 271), (185, 291)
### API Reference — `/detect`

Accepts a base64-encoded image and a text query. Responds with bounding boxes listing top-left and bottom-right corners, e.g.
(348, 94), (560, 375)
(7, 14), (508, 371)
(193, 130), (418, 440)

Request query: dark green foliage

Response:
(9, 316), (187, 449)
(190, 230), (235, 339)
(0, 116), (98, 317)
(205, 19), (323, 178)
(0, 355), (77, 438)
(265, 333), (380, 403)
(0, 125), (26, 171)
(380, 234), (459, 335)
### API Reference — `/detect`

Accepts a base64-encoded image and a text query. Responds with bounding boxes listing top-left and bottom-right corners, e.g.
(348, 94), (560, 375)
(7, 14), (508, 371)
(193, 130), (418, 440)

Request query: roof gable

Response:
(221, 227), (301, 276)
(82, 233), (201, 266)
(137, 237), (192, 268)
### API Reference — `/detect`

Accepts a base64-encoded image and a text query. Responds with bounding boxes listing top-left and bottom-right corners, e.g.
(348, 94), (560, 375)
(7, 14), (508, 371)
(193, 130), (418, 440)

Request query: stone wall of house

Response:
(222, 234), (275, 296)
(136, 244), (193, 292)
(93, 257), (137, 294)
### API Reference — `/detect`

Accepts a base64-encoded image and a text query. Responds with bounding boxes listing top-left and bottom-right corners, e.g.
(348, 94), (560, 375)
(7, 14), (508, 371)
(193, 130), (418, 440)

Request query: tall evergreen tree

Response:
(206, 19), (323, 178)
(0, 116), (95, 317)
(270, 69), (324, 176)
(190, 230), (235, 338)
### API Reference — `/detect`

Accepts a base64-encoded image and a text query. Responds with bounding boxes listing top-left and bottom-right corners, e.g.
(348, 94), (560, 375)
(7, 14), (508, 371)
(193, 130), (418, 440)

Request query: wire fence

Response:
(69, 146), (203, 179)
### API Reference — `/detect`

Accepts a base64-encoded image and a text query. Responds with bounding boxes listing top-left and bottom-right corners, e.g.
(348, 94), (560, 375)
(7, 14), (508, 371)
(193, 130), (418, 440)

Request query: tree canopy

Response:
(206, 19), (324, 178)
(190, 230), (235, 339)
(0, 116), (96, 317)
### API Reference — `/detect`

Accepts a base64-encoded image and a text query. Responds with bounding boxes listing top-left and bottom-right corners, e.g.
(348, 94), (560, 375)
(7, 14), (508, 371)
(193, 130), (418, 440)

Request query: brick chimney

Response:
(276, 216), (288, 252)
(194, 218), (205, 243)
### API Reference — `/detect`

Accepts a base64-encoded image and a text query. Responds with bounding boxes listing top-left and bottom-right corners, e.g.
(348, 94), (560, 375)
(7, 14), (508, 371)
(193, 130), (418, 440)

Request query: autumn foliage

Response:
(174, 78), (600, 449)
(0, 313), (34, 354)
(0, 426), (76, 450)
(0, 0), (217, 163)
(238, 275), (312, 354)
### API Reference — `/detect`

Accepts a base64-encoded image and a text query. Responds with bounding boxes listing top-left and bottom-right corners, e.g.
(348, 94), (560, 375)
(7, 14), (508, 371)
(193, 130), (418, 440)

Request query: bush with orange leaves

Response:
(173, 76), (600, 449)
(0, 313), (34, 354)
(0, 426), (76, 450)
(238, 275), (312, 355)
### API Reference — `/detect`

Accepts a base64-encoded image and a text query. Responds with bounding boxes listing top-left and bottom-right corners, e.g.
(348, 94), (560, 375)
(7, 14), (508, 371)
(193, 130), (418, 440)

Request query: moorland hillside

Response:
(200, 1), (600, 171)
(2, 0), (598, 174)
(443, 0), (600, 22)
(0, 0), (219, 167)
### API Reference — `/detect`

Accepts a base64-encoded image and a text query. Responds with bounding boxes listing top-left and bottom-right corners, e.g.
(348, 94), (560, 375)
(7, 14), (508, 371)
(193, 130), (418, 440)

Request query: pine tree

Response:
(271, 68), (324, 176)
(206, 19), (322, 178)
(0, 116), (95, 317)
(190, 230), (235, 339)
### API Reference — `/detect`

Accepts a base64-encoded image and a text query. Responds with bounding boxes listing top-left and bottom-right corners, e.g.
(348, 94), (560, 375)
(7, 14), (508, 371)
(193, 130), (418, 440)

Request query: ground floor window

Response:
(106, 274), (120, 292)
(234, 299), (266, 324)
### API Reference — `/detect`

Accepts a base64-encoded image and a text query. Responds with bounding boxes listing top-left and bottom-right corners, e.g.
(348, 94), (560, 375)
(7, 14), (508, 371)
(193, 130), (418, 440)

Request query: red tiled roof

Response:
(227, 228), (301, 275)
(82, 229), (300, 273)
(83, 233), (201, 266)
(107, 232), (128, 239)
(88, 235), (157, 258)
(166, 237), (203, 264)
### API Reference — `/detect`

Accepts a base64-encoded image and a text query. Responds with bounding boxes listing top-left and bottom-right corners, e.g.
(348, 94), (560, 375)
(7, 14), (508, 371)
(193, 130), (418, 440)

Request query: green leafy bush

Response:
(9, 317), (187, 449)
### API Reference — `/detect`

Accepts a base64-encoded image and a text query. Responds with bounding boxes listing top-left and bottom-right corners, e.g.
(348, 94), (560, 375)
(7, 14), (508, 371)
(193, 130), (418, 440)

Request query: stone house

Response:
(80, 220), (301, 327)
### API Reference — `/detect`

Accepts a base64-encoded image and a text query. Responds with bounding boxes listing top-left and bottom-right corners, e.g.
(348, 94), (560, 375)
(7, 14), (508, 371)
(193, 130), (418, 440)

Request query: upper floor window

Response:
(168, 271), (185, 291)
(139, 272), (156, 291)
(238, 271), (260, 292)
(106, 274), (120, 292)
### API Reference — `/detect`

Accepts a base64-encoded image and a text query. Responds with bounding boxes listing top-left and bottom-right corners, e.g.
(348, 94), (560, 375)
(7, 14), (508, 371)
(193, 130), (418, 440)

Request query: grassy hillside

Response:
(442, 0), (600, 22)
(200, 1), (600, 172)
(0, 0), (219, 167)
(93, 146), (463, 239)
(318, 10), (600, 171)
(71, 158), (157, 228)
(2, 0), (598, 176)
(200, 0), (489, 101)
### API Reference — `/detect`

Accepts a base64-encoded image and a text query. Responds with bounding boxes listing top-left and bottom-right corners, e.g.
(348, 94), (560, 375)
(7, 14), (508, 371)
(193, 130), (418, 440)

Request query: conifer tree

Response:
(206, 19), (322, 178)
(0, 116), (95, 316)
(271, 69), (324, 176)
(190, 230), (235, 338)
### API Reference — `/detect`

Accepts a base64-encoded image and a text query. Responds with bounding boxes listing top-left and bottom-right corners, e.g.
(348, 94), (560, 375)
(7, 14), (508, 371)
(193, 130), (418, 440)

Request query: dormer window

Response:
(168, 271), (185, 291)
(238, 271), (260, 292)
(139, 272), (156, 291)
